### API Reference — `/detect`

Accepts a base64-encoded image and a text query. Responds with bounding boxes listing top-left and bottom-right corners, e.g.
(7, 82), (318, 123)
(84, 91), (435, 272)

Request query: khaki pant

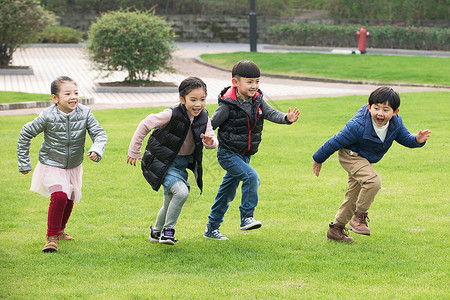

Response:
(334, 149), (381, 226)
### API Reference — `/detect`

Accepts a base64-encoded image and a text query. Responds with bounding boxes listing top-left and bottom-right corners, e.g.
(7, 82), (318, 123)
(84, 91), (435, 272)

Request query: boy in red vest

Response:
(204, 60), (300, 240)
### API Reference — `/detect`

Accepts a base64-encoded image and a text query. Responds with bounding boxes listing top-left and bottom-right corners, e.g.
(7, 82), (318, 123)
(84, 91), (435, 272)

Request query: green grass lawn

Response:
(1, 92), (449, 299)
(0, 91), (50, 104)
(200, 52), (450, 86)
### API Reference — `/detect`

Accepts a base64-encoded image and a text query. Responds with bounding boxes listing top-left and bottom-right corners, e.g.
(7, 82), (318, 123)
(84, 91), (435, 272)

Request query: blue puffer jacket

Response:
(17, 104), (107, 172)
(313, 105), (425, 164)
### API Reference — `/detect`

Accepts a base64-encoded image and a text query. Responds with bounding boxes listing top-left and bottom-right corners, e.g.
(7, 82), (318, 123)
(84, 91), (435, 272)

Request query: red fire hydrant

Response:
(356, 27), (370, 54)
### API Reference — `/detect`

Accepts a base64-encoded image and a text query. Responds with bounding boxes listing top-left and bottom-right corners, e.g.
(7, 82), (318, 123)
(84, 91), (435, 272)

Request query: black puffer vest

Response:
(141, 103), (208, 192)
(217, 86), (264, 156)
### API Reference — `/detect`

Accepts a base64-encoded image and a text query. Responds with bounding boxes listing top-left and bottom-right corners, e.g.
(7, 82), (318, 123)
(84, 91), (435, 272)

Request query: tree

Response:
(0, 0), (56, 66)
(87, 9), (175, 82)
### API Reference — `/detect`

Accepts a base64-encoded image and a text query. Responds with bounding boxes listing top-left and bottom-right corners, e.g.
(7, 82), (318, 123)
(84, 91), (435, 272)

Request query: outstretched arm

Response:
(17, 112), (46, 173)
(286, 107), (300, 123)
(416, 129), (431, 144)
(127, 109), (172, 165)
(313, 160), (322, 177)
(261, 100), (297, 124)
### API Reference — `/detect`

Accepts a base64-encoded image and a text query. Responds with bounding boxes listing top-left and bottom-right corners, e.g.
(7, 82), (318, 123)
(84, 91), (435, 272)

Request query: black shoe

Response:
(159, 228), (177, 245)
(149, 226), (161, 242)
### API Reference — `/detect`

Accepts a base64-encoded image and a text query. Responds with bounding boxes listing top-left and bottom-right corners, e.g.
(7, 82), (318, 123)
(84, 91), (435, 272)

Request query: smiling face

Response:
(52, 81), (79, 114)
(179, 87), (206, 116)
(232, 76), (260, 100)
(368, 102), (399, 127)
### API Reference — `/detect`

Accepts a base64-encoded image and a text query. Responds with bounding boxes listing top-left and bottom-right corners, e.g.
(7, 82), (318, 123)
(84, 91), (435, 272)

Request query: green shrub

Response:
(35, 26), (83, 43)
(368, 25), (450, 51)
(269, 24), (357, 47)
(0, 0), (56, 66)
(39, 0), (448, 21)
(40, 0), (322, 17)
(269, 23), (450, 51)
(87, 9), (175, 82)
(326, 0), (449, 24)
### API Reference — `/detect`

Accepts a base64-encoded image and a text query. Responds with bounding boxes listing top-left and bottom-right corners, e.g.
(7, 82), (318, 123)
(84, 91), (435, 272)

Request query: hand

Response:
(201, 133), (214, 146)
(21, 170), (30, 175)
(87, 152), (99, 162)
(286, 107), (300, 123)
(313, 160), (322, 177)
(416, 129), (431, 144)
(127, 155), (141, 166)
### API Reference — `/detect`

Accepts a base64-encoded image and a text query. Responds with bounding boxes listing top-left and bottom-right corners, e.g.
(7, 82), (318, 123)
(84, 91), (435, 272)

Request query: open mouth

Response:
(376, 117), (385, 124)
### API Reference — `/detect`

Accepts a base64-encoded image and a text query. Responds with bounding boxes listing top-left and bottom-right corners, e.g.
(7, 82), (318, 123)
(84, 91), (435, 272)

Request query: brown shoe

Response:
(59, 230), (75, 241)
(349, 211), (371, 235)
(327, 222), (354, 243)
(42, 236), (59, 252)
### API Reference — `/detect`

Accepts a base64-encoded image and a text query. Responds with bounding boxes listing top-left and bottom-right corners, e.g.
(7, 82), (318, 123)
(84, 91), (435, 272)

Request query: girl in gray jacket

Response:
(17, 76), (107, 253)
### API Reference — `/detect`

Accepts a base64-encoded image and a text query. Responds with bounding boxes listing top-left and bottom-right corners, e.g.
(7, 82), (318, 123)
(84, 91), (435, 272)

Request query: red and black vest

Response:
(141, 103), (208, 192)
(217, 86), (264, 156)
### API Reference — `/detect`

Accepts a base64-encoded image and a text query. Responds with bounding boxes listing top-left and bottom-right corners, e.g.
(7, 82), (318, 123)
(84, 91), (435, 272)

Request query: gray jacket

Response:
(17, 104), (107, 172)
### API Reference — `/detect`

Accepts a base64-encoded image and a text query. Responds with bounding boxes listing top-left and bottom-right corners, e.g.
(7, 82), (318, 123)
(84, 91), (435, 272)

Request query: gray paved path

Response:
(1, 42), (448, 116)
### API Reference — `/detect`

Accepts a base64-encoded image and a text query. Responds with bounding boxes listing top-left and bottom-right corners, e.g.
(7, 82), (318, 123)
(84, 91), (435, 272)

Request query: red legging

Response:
(47, 191), (74, 236)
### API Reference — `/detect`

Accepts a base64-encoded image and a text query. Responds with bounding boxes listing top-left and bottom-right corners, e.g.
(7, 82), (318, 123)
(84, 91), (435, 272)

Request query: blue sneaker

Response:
(240, 217), (262, 230)
(149, 226), (160, 243)
(203, 224), (228, 240)
(159, 228), (177, 245)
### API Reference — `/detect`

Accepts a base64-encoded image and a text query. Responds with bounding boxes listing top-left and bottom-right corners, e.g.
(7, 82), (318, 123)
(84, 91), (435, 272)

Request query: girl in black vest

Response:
(127, 77), (218, 245)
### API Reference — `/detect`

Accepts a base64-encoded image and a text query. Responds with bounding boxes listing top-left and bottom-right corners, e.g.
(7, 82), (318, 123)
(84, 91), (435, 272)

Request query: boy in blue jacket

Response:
(313, 87), (431, 242)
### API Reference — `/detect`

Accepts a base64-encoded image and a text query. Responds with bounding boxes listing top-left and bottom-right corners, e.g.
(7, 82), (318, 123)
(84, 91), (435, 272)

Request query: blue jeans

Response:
(208, 148), (260, 227)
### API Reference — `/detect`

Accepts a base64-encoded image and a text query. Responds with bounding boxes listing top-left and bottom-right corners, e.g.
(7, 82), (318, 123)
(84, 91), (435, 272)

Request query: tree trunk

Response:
(0, 44), (15, 67)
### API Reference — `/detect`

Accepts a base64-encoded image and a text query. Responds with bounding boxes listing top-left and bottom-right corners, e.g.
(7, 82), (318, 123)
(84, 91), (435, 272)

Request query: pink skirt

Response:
(30, 162), (83, 203)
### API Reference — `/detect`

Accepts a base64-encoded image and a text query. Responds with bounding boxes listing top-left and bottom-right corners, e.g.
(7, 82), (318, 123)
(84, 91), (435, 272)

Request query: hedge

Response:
(269, 24), (450, 51)
(39, 0), (448, 22)
(34, 26), (83, 43)
(325, 0), (449, 23)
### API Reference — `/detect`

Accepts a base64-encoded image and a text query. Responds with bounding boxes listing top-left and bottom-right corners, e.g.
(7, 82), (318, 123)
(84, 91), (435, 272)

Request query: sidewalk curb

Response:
(0, 66), (34, 75)
(194, 57), (450, 89)
(0, 97), (94, 111)
(263, 45), (450, 58)
(92, 82), (178, 93)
